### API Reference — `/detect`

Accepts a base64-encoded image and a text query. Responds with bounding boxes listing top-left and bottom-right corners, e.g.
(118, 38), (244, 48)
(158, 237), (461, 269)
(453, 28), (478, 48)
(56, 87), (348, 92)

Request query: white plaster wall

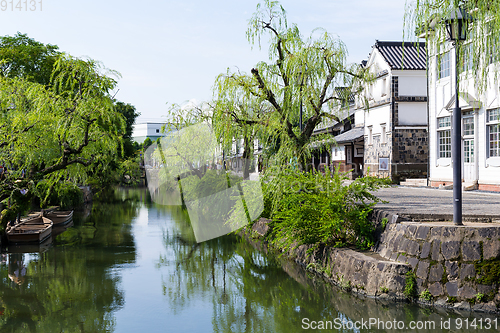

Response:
(132, 124), (149, 138)
(428, 43), (500, 185)
(397, 74), (428, 96)
(331, 145), (345, 162)
(355, 109), (365, 127)
(147, 124), (163, 136)
(364, 104), (391, 136)
(398, 102), (428, 125)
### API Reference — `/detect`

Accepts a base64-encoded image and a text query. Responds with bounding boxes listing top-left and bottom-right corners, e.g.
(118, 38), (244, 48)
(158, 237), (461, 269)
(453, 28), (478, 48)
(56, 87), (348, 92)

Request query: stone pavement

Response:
(373, 186), (500, 222)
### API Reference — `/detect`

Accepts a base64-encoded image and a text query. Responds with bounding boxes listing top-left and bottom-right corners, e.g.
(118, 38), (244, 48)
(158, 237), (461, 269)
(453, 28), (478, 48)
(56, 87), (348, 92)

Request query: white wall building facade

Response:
(359, 41), (428, 181)
(132, 123), (168, 143)
(428, 39), (500, 191)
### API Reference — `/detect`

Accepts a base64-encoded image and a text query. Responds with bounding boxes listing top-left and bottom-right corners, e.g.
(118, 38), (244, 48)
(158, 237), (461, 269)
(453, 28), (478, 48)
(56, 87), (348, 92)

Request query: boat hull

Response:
(7, 217), (53, 244)
(45, 210), (73, 226)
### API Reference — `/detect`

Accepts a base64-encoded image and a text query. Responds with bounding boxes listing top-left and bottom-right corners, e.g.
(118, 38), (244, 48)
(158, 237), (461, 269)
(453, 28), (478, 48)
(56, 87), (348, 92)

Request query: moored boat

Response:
(45, 210), (73, 226)
(6, 216), (53, 244)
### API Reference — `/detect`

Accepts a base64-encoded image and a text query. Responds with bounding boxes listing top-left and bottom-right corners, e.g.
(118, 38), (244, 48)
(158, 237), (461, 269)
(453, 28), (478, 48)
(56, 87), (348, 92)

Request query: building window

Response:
(488, 108), (500, 157)
(438, 51), (450, 79)
(156, 129), (160, 133)
(438, 116), (451, 158)
(368, 126), (373, 145)
(464, 139), (474, 163)
(463, 114), (474, 136)
(381, 78), (387, 97)
(461, 43), (473, 72)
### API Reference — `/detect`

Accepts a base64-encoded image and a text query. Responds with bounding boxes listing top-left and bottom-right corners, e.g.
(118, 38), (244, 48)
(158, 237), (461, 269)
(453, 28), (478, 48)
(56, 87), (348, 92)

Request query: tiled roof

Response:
(374, 41), (426, 70)
(334, 126), (364, 144)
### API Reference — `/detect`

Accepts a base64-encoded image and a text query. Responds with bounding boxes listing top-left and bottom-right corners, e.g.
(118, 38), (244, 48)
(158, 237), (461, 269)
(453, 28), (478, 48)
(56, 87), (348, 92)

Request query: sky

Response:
(0, 0), (412, 123)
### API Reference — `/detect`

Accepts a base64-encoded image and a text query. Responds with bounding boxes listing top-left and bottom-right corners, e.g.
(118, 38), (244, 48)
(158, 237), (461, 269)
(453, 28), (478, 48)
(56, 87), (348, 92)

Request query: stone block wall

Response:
(391, 128), (428, 183)
(376, 222), (500, 310)
(364, 134), (392, 178)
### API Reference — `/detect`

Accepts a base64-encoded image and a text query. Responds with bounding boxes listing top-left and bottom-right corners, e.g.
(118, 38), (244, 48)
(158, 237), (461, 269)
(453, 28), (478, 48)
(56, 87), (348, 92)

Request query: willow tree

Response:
(214, 0), (371, 171)
(213, 74), (269, 179)
(0, 55), (125, 227)
(405, 0), (500, 92)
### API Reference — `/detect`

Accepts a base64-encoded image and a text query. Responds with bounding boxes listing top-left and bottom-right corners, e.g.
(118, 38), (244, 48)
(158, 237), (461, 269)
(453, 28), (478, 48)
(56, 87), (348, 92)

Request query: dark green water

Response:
(0, 188), (498, 332)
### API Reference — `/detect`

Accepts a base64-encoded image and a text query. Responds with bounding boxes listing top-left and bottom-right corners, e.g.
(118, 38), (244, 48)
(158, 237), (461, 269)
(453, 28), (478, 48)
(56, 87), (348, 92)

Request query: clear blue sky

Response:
(0, 0), (409, 122)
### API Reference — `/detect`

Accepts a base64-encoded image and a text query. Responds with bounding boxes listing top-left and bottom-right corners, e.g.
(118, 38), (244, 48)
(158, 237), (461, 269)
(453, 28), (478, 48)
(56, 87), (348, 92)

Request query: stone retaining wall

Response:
(250, 218), (410, 299)
(375, 222), (500, 312)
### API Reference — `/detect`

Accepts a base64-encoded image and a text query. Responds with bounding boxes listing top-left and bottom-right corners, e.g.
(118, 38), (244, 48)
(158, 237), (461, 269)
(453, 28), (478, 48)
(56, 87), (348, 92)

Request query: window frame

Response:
(437, 116), (452, 158)
(487, 108), (500, 158)
(437, 51), (451, 80)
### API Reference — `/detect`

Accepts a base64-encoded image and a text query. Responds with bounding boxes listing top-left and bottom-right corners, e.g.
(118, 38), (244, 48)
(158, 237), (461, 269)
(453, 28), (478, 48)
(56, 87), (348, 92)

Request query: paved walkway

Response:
(373, 186), (500, 222)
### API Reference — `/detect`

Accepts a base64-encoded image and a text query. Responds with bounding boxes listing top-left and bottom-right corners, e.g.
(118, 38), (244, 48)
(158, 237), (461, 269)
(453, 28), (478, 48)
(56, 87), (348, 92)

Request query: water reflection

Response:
(158, 194), (499, 333)
(0, 188), (498, 332)
(0, 198), (139, 332)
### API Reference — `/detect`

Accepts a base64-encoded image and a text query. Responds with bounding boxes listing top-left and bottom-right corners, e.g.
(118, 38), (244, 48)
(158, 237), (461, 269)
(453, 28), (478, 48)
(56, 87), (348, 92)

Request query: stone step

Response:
(400, 179), (428, 187)
(462, 182), (478, 191)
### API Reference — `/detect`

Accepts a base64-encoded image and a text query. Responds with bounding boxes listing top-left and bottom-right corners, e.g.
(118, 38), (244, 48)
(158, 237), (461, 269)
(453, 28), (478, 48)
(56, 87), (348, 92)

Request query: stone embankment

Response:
(376, 221), (500, 312)
(249, 214), (500, 314)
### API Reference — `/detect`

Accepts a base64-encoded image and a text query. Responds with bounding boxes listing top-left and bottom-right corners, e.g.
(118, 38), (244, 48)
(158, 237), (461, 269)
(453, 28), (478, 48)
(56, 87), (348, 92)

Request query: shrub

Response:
(476, 293), (486, 303)
(404, 271), (418, 300)
(419, 289), (433, 302)
(264, 165), (389, 253)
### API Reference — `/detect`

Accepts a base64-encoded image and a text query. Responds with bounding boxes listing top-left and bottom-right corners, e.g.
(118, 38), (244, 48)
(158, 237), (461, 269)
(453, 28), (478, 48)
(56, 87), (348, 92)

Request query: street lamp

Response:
(444, 7), (473, 226)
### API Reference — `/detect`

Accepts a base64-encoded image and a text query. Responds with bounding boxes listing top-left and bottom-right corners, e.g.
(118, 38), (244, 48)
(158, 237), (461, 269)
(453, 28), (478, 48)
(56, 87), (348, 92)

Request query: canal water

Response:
(0, 188), (497, 332)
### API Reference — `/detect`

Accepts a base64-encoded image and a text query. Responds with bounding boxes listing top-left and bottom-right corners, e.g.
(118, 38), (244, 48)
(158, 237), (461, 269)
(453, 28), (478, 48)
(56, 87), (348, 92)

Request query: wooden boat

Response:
(45, 210), (73, 226)
(6, 216), (53, 244)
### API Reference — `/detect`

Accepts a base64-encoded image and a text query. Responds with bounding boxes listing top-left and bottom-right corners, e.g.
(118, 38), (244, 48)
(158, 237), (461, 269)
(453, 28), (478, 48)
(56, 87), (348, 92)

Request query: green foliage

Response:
(419, 289), (433, 302)
(143, 137), (153, 150)
(447, 296), (457, 303)
(34, 180), (83, 209)
(114, 101), (140, 159)
(0, 32), (60, 86)
(405, 1), (500, 94)
(380, 286), (389, 294)
(212, 0), (373, 172)
(404, 271), (418, 300)
(266, 165), (389, 253)
(381, 217), (389, 231)
(0, 33), (140, 226)
(475, 258), (500, 285)
(476, 292), (486, 303)
(119, 157), (143, 186)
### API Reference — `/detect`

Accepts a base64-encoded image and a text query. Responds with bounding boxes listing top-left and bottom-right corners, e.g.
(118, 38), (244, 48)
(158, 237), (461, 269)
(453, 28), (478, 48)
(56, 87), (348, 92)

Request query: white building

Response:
(428, 37), (500, 191)
(359, 41), (428, 181)
(313, 41), (428, 181)
(132, 122), (168, 143)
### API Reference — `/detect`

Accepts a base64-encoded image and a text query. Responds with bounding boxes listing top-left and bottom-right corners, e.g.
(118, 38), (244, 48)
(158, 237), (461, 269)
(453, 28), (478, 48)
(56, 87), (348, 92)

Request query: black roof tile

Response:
(374, 41), (426, 70)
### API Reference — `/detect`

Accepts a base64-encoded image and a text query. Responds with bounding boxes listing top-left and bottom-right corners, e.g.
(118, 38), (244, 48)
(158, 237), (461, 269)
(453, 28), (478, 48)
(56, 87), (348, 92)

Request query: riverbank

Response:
(243, 208), (500, 314)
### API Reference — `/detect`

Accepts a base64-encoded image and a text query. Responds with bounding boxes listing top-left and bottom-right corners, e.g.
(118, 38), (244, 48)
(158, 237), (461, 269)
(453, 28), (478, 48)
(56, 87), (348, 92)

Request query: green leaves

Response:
(266, 166), (389, 253)
(0, 36), (128, 226)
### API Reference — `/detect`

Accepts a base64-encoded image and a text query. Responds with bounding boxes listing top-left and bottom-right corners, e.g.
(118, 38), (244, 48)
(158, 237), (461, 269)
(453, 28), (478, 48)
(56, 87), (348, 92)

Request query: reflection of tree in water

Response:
(0, 198), (139, 332)
(158, 209), (346, 333)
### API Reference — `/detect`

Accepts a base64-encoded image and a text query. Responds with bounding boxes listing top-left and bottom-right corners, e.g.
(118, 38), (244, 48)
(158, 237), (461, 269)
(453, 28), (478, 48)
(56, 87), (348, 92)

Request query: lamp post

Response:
(444, 7), (472, 226)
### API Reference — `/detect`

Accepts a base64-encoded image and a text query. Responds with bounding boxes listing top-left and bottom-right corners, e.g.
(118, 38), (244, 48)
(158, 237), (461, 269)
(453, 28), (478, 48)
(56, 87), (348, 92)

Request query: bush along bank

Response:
(246, 167), (500, 314)
(251, 168), (412, 299)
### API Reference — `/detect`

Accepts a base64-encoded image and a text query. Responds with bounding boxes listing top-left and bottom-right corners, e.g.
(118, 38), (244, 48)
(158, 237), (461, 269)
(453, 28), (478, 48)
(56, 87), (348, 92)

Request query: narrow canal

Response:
(0, 188), (497, 332)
